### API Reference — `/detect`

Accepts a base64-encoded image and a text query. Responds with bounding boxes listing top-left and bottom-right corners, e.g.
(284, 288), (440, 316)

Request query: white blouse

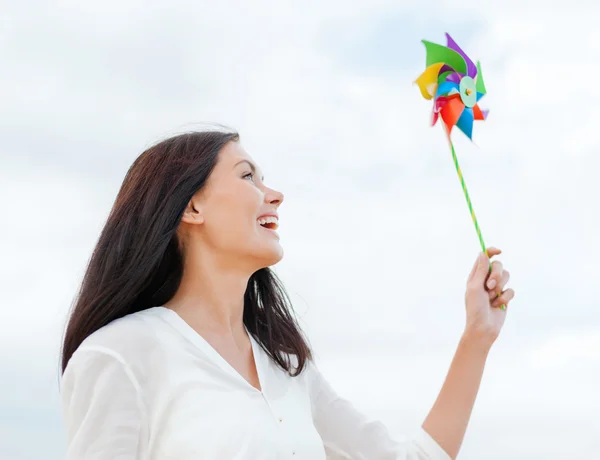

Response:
(61, 306), (451, 460)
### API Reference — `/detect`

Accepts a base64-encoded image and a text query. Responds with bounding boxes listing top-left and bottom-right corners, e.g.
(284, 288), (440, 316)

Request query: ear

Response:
(181, 196), (205, 225)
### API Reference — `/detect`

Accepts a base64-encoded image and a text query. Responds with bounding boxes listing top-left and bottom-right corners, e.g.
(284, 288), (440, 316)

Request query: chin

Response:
(255, 244), (284, 269)
(265, 245), (284, 266)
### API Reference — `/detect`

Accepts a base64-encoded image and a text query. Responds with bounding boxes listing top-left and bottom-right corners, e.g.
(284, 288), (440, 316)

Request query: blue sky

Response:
(1, 1), (599, 459)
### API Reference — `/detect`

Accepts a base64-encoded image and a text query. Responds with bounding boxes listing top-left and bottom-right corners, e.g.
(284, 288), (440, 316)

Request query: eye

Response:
(242, 171), (254, 181)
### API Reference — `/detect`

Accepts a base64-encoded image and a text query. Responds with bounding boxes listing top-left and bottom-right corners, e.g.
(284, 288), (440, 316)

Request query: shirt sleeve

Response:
(307, 361), (451, 460)
(60, 346), (148, 460)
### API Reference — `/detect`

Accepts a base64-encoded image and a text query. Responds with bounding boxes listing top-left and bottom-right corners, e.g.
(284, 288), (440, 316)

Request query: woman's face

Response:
(182, 140), (284, 270)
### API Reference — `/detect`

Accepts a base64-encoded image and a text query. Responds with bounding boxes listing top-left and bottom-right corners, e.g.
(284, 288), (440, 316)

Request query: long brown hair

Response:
(61, 129), (311, 375)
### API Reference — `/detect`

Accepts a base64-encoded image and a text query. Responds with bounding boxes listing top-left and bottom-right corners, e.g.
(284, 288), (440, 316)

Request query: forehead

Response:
(219, 141), (253, 164)
(218, 141), (262, 174)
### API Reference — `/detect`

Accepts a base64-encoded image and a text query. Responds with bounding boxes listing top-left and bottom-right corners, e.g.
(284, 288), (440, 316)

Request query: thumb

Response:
(468, 251), (490, 285)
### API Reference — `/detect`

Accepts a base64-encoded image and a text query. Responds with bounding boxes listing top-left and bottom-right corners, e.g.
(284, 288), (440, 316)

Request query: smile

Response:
(257, 216), (279, 231)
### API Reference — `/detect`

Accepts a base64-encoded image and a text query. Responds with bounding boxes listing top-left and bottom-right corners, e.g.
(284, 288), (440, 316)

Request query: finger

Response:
(469, 247), (500, 282)
(486, 247), (502, 258)
(497, 269), (510, 291)
(468, 247), (502, 284)
(488, 271), (509, 299)
(491, 288), (515, 309)
(468, 252), (490, 284)
(486, 260), (504, 291)
(489, 269), (510, 299)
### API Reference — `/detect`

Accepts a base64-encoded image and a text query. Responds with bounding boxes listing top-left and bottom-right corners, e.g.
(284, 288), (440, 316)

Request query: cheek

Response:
(210, 186), (262, 234)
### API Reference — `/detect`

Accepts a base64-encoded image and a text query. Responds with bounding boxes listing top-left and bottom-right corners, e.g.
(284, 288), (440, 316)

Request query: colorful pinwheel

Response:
(415, 33), (488, 139)
(414, 33), (504, 309)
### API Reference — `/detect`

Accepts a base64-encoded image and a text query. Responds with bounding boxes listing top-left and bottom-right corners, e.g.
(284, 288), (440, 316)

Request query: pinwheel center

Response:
(459, 76), (477, 108)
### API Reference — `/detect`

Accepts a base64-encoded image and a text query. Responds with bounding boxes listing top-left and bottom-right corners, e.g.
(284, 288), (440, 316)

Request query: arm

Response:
(422, 248), (515, 459)
(307, 360), (451, 460)
(60, 347), (148, 460)
(421, 332), (490, 460)
(309, 249), (514, 460)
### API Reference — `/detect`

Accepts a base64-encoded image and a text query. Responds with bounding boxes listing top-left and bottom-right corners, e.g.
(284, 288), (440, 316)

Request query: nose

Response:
(265, 188), (284, 206)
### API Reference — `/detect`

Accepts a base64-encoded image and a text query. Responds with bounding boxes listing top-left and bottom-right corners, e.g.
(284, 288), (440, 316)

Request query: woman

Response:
(60, 129), (515, 460)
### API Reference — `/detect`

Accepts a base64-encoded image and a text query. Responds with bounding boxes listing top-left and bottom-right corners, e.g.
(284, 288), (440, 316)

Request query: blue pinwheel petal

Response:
(476, 91), (485, 101)
(456, 107), (474, 139)
(436, 81), (460, 97)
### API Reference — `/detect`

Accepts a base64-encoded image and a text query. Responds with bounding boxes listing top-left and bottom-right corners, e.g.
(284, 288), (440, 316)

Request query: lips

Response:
(257, 215), (279, 230)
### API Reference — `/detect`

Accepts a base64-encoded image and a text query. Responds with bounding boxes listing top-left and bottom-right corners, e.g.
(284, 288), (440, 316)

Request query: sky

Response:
(1, 0), (599, 458)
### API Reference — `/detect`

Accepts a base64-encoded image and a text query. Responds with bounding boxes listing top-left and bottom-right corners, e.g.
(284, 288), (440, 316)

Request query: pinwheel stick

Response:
(443, 126), (505, 310)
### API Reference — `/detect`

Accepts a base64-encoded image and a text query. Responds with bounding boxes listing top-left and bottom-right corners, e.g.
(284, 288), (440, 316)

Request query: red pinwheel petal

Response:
(440, 97), (465, 131)
(434, 93), (460, 112)
(472, 104), (485, 120)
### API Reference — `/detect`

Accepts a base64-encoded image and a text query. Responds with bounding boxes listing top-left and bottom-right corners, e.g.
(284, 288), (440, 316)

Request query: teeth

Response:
(258, 216), (278, 227)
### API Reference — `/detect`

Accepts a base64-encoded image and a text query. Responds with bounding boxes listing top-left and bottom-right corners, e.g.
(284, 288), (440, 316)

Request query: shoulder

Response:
(65, 307), (171, 380)
(80, 307), (166, 356)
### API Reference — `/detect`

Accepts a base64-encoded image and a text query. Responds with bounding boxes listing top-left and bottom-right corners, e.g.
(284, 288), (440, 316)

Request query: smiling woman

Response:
(60, 130), (308, 376)
(60, 128), (514, 460)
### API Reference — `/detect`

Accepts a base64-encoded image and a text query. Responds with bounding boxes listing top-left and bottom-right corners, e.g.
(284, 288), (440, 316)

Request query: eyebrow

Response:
(234, 159), (264, 181)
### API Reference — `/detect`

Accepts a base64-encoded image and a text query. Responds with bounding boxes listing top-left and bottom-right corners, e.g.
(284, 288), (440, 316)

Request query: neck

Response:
(165, 244), (252, 337)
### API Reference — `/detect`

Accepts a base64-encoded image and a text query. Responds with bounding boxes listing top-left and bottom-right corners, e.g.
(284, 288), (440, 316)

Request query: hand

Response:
(463, 247), (515, 347)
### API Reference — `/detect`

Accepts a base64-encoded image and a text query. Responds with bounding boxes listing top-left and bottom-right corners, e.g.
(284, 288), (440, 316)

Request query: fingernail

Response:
(488, 279), (496, 289)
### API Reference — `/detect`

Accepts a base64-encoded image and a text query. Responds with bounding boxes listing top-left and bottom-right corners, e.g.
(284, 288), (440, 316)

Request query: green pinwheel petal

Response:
(475, 61), (487, 95)
(421, 40), (467, 74)
(438, 70), (454, 84)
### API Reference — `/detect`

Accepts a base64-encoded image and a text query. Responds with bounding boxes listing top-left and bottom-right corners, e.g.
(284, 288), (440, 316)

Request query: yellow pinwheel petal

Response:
(415, 63), (445, 100)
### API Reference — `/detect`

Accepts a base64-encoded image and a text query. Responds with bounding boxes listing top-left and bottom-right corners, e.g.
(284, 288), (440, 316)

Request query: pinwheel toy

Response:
(415, 33), (504, 309)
